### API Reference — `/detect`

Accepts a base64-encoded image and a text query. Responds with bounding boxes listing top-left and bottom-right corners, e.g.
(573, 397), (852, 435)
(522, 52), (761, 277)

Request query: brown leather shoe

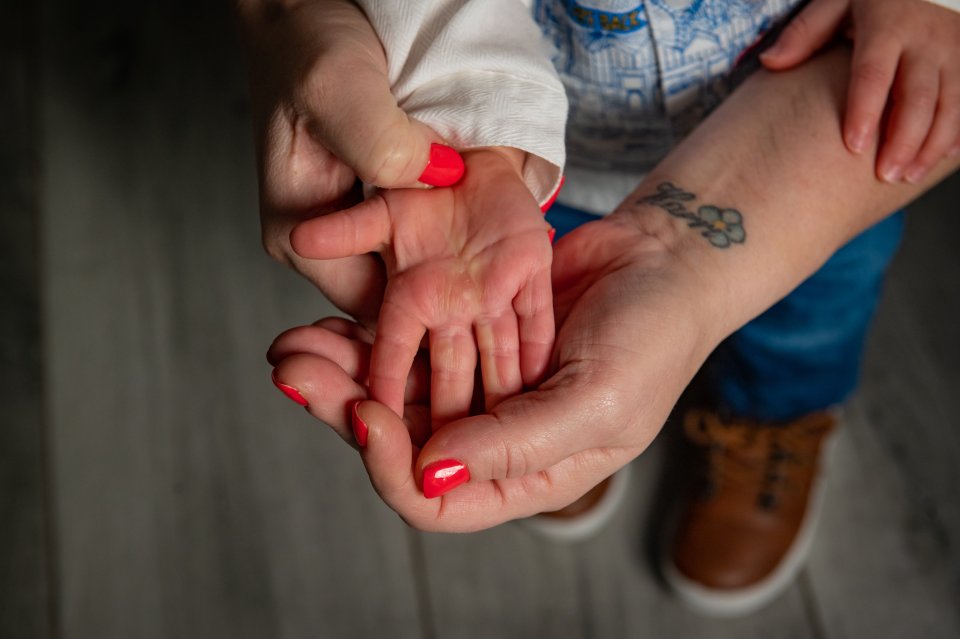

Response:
(662, 409), (836, 616)
(520, 464), (632, 542)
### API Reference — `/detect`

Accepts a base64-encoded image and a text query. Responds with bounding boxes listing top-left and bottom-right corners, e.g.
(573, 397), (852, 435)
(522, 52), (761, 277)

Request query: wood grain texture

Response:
(40, 2), (422, 637)
(0, 0), (52, 637)
(804, 174), (960, 638)
(419, 435), (821, 639)
(28, 0), (960, 637)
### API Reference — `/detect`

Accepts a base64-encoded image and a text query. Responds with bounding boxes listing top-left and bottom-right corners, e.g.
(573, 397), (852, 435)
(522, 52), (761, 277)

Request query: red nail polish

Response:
(422, 459), (470, 499)
(351, 401), (368, 448)
(539, 176), (565, 214)
(418, 143), (465, 187)
(272, 370), (308, 407)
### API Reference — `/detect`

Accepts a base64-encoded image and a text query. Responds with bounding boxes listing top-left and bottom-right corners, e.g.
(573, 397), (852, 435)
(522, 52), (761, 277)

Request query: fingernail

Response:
(547, 227), (556, 244)
(949, 144), (960, 158)
(272, 370), (308, 407)
(904, 164), (927, 184)
(847, 130), (868, 154)
(351, 401), (368, 448)
(418, 143), (465, 187)
(880, 163), (903, 183)
(422, 459), (470, 499)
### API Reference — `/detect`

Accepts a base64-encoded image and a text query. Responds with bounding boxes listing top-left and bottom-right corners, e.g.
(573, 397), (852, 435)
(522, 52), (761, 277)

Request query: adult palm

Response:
(270, 212), (722, 531)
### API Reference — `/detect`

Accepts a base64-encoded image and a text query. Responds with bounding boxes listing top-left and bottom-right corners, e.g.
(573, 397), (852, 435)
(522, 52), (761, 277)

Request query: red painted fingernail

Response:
(422, 459), (470, 499)
(418, 143), (465, 187)
(272, 370), (308, 407)
(351, 401), (368, 448)
(547, 227), (556, 244)
(540, 175), (565, 214)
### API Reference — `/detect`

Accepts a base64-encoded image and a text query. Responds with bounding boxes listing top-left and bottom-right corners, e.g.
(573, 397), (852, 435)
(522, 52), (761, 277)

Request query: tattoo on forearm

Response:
(638, 182), (746, 249)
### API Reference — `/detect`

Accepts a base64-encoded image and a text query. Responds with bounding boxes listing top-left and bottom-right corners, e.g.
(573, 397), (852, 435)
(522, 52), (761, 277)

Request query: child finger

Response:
(759, 0), (848, 70)
(515, 268), (555, 388)
(475, 311), (523, 411)
(877, 56), (940, 183)
(289, 194), (392, 259)
(904, 72), (960, 184)
(428, 325), (478, 430)
(844, 37), (900, 155)
(369, 299), (427, 418)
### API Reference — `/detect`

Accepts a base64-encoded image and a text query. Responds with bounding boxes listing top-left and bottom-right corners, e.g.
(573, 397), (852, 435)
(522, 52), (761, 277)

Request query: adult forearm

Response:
(613, 45), (959, 346)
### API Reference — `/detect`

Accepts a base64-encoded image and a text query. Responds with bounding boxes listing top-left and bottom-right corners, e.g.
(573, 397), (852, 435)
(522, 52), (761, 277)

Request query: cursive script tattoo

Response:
(638, 182), (746, 249)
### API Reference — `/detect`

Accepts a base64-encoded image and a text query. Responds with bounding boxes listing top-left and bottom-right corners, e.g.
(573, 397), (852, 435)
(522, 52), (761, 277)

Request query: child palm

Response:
(290, 148), (555, 425)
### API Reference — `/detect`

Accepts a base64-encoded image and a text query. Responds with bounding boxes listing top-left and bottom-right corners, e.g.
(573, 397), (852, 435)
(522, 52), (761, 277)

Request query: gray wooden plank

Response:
(0, 0), (53, 637)
(40, 1), (422, 637)
(419, 434), (819, 639)
(804, 174), (960, 638)
(806, 405), (960, 638)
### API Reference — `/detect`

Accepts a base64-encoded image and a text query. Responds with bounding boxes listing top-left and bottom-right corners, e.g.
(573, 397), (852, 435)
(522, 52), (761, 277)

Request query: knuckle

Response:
(360, 126), (418, 186)
(902, 86), (938, 112)
(852, 59), (893, 90)
(499, 436), (532, 480)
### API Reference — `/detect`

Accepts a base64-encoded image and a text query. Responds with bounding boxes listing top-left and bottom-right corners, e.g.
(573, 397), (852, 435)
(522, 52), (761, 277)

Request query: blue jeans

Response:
(546, 202), (905, 422)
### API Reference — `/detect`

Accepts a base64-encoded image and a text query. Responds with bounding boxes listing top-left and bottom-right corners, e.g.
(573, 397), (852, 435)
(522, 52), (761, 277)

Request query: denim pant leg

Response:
(545, 201), (603, 239)
(709, 212), (905, 422)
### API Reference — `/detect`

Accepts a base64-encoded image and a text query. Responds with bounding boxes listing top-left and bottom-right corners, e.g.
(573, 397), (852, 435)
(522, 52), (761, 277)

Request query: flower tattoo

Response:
(637, 182), (747, 249)
(698, 205), (746, 247)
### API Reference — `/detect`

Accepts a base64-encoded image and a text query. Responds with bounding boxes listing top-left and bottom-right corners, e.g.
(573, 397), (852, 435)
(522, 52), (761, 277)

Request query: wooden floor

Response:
(3, 1), (959, 637)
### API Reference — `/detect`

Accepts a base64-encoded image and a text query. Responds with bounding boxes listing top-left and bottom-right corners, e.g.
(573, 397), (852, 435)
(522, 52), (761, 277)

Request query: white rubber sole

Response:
(661, 430), (837, 617)
(518, 463), (633, 543)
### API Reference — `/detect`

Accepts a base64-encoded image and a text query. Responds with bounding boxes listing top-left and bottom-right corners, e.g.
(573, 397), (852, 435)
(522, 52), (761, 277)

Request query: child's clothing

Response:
(357, 0), (907, 422)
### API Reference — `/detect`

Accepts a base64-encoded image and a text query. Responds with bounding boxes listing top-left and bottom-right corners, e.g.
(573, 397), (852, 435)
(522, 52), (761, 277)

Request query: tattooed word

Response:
(638, 182), (746, 249)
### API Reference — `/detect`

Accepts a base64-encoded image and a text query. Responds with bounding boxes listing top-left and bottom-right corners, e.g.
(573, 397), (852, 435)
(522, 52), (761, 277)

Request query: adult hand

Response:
(266, 36), (960, 531)
(269, 211), (725, 531)
(237, 0), (463, 324)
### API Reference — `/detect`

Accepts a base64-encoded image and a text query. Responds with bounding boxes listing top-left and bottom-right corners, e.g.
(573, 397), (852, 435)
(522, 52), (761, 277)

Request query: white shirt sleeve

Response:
(354, 0), (568, 206)
(923, 0), (960, 12)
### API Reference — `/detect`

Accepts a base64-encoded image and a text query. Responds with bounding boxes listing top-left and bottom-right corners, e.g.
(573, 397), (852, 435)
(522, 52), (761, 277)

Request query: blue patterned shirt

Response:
(533, 0), (803, 209)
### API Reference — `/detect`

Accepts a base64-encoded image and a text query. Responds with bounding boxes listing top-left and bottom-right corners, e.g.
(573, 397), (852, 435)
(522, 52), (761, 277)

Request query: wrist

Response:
(462, 147), (529, 180)
(606, 188), (752, 353)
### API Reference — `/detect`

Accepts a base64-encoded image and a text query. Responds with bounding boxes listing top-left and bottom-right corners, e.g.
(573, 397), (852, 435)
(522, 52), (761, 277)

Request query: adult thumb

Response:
(414, 379), (626, 499)
(304, 54), (463, 188)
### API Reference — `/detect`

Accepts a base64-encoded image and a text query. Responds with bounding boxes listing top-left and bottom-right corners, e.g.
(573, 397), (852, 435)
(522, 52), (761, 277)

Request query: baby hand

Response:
(761, 0), (960, 183)
(289, 148), (555, 426)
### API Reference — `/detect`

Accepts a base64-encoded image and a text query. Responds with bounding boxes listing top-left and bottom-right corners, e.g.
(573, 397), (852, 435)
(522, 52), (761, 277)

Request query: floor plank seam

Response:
(797, 570), (829, 639)
(407, 529), (438, 639)
(23, 0), (60, 635)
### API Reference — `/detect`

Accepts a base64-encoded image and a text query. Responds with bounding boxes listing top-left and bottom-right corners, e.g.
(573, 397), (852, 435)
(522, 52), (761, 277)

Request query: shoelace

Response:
(684, 410), (833, 510)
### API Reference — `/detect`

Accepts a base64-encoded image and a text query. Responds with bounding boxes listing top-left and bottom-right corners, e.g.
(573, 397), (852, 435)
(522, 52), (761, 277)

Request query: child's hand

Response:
(289, 148), (555, 426)
(760, 0), (960, 183)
